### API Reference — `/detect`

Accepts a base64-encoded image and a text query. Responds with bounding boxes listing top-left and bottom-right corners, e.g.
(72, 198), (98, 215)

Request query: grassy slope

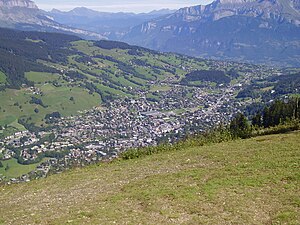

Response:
(0, 132), (299, 224)
(0, 71), (101, 127)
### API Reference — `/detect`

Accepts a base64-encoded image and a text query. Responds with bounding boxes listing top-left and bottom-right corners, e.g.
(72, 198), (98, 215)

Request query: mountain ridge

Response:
(46, 7), (176, 40)
(0, 0), (37, 9)
(122, 0), (300, 66)
(0, 0), (105, 40)
(151, 0), (300, 26)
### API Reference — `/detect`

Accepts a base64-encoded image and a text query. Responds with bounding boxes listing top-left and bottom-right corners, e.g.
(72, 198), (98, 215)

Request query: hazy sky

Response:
(35, 0), (213, 12)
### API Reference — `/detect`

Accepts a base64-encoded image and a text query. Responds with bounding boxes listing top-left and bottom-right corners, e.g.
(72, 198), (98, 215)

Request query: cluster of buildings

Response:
(0, 83), (244, 183)
(0, 63), (281, 183)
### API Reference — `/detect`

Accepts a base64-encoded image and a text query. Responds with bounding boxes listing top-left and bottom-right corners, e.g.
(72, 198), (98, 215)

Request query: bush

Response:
(121, 127), (233, 160)
(255, 119), (300, 136)
(30, 97), (47, 108)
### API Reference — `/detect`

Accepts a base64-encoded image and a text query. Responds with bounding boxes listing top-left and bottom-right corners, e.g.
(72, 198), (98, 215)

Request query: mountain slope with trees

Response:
(2, 27), (274, 132)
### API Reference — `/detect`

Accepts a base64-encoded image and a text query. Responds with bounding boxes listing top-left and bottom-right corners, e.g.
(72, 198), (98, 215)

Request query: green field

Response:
(0, 80), (101, 127)
(25, 72), (61, 83)
(150, 85), (172, 92)
(0, 158), (43, 179)
(0, 131), (299, 224)
(0, 71), (6, 84)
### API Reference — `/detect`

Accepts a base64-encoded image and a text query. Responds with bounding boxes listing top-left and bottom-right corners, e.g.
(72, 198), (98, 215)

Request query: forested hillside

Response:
(0, 28), (80, 88)
(238, 72), (300, 102)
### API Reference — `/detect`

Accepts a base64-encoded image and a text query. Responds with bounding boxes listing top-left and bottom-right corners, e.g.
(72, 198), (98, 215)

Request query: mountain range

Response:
(0, 0), (175, 40)
(0, 0), (300, 66)
(122, 0), (300, 66)
(0, 0), (105, 39)
(47, 7), (176, 40)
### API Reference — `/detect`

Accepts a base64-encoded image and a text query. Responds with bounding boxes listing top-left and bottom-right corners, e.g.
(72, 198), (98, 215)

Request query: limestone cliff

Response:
(0, 0), (38, 9)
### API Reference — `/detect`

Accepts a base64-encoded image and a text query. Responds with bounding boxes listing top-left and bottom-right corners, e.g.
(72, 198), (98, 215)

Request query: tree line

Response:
(252, 98), (300, 128)
(181, 70), (231, 85)
(230, 98), (300, 138)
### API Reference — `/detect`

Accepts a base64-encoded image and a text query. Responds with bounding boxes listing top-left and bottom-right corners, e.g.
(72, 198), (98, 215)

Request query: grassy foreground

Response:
(0, 132), (299, 224)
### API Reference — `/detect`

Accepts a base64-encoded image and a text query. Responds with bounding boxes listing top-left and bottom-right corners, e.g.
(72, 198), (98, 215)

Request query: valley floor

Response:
(1, 132), (299, 224)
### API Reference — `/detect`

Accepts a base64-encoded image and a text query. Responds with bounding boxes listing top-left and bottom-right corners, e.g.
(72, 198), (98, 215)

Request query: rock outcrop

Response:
(0, 0), (38, 9)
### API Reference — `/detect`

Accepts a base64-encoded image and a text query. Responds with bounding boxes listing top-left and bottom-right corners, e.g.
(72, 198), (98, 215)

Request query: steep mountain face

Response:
(47, 7), (175, 40)
(173, 0), (300, 24)
(0, 0), (37, 8)
(291, 0), (300, 9)
(0, 0), (104, 39)
(123, 0), (300, 66)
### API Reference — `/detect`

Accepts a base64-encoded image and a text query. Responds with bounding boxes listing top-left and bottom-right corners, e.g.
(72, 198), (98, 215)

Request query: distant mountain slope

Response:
(123, 0), (300, 66)
(47, 7), (176, 40)
(0, 0), (104, 39)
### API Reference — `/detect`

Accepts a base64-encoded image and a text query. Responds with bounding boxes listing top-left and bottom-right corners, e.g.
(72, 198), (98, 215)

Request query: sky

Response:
(34, 0), (214, 13)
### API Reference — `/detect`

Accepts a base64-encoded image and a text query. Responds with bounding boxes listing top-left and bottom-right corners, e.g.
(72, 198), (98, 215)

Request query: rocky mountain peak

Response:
(0, 0), (38, 9)
(218, 0), (256, 4)
(173, 0), (299, 23)
(214, 0), (281, 5)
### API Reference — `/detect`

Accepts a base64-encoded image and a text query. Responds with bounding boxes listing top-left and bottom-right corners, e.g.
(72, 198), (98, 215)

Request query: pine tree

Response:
(230, 113), (251, 139)
(252, 113), (262, 127)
